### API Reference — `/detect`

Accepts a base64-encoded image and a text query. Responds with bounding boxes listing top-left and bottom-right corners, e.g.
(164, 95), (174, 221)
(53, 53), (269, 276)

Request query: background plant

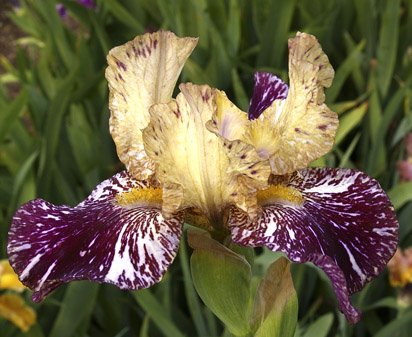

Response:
(1, 0), (412, 336)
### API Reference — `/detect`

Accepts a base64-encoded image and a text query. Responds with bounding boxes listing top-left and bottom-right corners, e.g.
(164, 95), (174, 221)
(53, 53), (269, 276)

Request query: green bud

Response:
(188, 230), (252, 337)
(251, 257), (298, 337)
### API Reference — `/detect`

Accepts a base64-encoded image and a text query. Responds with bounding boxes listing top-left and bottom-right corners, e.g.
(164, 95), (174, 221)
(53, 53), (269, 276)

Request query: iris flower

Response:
(8, 31), (398, 324)
(0, 260), (36, 332)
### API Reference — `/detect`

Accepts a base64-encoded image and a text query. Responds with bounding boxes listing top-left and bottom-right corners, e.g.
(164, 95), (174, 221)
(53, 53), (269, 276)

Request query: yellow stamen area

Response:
(116, 187), (163, 206)
(257, 184), (305, 206)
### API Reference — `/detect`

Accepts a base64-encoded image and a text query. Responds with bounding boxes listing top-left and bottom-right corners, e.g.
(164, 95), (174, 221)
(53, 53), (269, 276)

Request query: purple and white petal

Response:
(7, 171), (183, 302)
(248, 72), (288, 120)
(229, 168), (398, 323)
(310, 255), (361, 322)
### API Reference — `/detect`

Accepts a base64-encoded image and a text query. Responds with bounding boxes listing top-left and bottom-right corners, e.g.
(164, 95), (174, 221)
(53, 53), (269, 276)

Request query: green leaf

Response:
(334, 102), (367, 146)
(354, 0), (376, 59)
(255, 0), (296, 68)
(302, 313), (334, 337)
(38, 66), (78, 193)
(387, 182), (412, 210)
(0, 90), (27, 144)
(337, 133), (360, 168)
(363, 297), (399, 311)
(9, 150), (38, 211)
(391, 112), (412, 147)
(231, 68), (249, 111)
(189, 230), (252, 337)
(343, 33), (365, 94)
(326, 40), (365, 104)
(374, 311), (412, 337)
(88, 12), (111, 55)
(376, 0), (401, 96)
(179, 237), (209, 336)
(49, 282), (99, 337)
(102, 1), (144, 32)
(368, 82), (383, 144)
(25, 324), (46, 337)
(367, 82), (410, 175)
(133, 289), (186, 337)
(252, 257), (298, 337)
(226, 0), (241, 56)
(139, 315), (150, 337)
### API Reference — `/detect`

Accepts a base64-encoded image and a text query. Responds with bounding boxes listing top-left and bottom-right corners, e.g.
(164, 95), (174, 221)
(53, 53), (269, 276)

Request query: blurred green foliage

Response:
(1, 0), (412, 336)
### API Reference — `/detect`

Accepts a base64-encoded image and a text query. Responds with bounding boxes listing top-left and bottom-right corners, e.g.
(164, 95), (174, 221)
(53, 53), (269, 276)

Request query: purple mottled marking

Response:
(229, 168), (398, 323)
(116, 60), (127, 71)
(248, 72), (288, 120)
(7, 171), (183, 302)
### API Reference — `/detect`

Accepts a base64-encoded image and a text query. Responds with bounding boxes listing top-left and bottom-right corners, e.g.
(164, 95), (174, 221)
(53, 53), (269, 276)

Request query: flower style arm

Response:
(248, 72), (288, 120)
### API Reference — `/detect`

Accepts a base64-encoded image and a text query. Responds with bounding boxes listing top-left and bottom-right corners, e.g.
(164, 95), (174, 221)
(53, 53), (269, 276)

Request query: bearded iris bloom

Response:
(7, 31), (398, 324)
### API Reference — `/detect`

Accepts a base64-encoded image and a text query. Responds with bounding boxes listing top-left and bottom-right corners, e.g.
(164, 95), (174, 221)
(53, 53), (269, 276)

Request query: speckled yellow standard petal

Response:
(106, 31), (198, 179)
(244, 32), (338, 175)
(0, 294), (36, 332)
(207, 91), (271, 218)
(220, 139), (271, 219)
(0, 260), (25, 292)
(143, 83), (270, 225)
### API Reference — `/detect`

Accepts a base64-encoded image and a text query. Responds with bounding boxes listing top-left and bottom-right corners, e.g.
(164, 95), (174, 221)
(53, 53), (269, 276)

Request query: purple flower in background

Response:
(7, 31), (398, 325)
(10, 0), (20, 7)
(55, 3), (67, 18)
(397, 160), (412, 181)
(397, 133), (412, 181)
(77, 0), (96, 9)
(56, 1), (95, 20)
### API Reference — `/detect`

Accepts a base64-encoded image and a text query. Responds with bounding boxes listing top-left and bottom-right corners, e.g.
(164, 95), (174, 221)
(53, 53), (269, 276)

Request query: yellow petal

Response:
(106, 31), (198, 179)
(0, 260), (25, 292)
(0, 294), (36, 332)
(220, 138), (271, 219)
(207, 91), (271, 218)
(143, 83), (270, 226)
(244, 32), (338, 175)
